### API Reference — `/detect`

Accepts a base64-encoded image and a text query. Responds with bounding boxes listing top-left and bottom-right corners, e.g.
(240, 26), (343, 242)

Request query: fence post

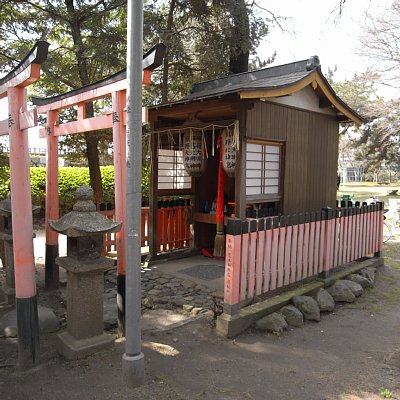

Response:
(354, 206), (360, 261)
(375, 202), (384, 258)
(320, 207), (334, 279)
(255, 218), (265, 296)
(223, 218), (242, 316)
(239, 220), (249, 302)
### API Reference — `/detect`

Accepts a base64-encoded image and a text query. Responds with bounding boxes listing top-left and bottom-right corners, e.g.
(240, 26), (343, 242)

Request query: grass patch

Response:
(337, 182), (399, 205)
(380, 388), (393, 398)
(383, 247), (400, 265)
(153, 376), (176, 386)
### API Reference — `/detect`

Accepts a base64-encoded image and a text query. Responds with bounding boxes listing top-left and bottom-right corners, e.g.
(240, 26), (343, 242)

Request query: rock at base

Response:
(340, 279), (364, 297)
(255, 312), (288, 333)
(315, 288), (335, 312)
(0, 305), (60, 338)
(327, 281), (356, 303)
(142, 297), (155, 309)
(348, 274), (373, 289)
(280, 305), (304, 327)
(358, 268), (376, 285)
(292, 296), (321, 322)
(103, 300), (117, 330)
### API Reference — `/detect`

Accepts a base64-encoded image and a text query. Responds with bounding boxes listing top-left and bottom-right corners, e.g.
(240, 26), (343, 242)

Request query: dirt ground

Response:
(1, 240), (400, 400)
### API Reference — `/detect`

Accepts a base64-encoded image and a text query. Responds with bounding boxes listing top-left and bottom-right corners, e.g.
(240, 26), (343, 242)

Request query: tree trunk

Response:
(65, 0), (104, 204)
(161, 0), (176, 103)
(227, 0), (250, 74)
(85, 132), (104, 206)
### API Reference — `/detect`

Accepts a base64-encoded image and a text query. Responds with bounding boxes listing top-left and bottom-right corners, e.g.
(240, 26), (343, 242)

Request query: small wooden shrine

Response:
(147, 56), (363, 260)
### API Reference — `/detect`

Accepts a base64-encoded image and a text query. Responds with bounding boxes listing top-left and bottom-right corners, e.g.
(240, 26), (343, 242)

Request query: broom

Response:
(214, 135), (225, 258)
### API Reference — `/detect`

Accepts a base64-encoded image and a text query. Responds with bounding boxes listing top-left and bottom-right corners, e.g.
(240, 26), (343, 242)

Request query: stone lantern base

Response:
(0, 233), (15, 305)
(56, 330), (114, 360)
(0, 285), (15, 305)
(55, 256), (114, 360)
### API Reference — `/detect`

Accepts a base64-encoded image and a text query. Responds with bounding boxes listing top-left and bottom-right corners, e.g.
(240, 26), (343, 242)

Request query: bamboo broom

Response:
(214, 135), (225, 258)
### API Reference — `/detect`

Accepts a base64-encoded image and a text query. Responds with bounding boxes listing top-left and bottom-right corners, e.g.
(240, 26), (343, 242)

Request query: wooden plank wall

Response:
(246, 102), (339, 214)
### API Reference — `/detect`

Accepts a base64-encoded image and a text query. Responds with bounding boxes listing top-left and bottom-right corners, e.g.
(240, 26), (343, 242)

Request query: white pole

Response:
(122, 0), (145, 387)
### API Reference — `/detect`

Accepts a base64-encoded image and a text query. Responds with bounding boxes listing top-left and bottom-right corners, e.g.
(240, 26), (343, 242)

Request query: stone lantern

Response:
(49, 186), (121, 360)
(0, 193), (40, 304)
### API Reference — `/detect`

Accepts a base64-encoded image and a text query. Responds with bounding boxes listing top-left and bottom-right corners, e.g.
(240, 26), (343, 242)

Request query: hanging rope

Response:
(151, 120), (240, 151)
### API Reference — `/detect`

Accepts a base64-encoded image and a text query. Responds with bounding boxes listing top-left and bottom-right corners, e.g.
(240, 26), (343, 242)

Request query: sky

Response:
(0, 0), (397, 148)
(259, 0), (396, 96)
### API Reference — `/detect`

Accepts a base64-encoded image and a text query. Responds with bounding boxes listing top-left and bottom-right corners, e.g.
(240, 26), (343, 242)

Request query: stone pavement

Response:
(2, 230), (226, 333)
(103, 259), (224, 329)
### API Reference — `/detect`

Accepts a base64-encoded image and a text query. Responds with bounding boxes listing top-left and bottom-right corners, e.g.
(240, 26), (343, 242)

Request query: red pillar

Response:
(45, 110), (59, 289)
(112, 90), (127, 336)
(8, 86), (39, 367)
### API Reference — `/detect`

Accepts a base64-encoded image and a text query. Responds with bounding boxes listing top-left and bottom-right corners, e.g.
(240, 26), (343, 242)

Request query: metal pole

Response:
(122, 0), (145, 387)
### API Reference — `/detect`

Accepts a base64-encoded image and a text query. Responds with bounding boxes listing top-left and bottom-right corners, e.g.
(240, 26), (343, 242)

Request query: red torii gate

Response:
(32, 43), (165, 335)
(0, 41), (49, 367)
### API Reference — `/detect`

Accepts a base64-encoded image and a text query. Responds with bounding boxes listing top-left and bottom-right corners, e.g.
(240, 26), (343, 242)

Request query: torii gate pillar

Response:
(8, 86), (40, 367)
(0, 41), (49, 368)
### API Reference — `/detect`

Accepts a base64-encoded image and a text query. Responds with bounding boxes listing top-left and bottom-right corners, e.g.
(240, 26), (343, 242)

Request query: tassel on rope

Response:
(234, 120), (240, 150)
(202, 130), (208, 159)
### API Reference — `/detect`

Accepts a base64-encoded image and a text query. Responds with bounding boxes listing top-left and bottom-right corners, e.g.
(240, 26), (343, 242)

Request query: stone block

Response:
(56, 330), (114, 360)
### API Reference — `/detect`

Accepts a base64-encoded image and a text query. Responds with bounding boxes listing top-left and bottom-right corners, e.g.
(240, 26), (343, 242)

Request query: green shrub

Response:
(0, 165), (150, 211)
(30, 167), (47, 207)
(0, 167), (9, 199)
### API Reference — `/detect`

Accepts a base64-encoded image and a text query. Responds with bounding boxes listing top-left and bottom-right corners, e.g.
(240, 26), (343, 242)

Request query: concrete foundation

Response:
(122, 352), (145, 388)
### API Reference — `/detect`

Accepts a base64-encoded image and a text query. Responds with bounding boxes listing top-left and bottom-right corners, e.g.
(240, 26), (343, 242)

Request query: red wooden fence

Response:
(224, 204), (384, 311)
(99, 209), (117, 253)
(156, 205), (192, 252)
(100, 205), (191, 254)
(100, 208), (150, 252)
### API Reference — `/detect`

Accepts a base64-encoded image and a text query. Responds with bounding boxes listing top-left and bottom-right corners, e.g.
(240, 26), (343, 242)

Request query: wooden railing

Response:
(100, 207), (150, 252)
(99, 210), (117, 253)
(224, 204), (384, 311)
(100, 205), (191, 253)
(157, 205), (192, 252)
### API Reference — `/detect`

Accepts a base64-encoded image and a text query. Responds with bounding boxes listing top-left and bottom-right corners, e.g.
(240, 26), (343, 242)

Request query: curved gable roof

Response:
(152, 56), (363, 125)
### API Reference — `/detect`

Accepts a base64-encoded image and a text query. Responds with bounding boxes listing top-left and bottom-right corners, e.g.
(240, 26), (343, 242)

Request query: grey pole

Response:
(122, 0), (145, 387)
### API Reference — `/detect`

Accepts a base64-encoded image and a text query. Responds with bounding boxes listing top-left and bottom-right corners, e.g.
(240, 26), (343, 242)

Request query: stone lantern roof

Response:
(48, 186), (121, 237)
(0, 196), (40, 217)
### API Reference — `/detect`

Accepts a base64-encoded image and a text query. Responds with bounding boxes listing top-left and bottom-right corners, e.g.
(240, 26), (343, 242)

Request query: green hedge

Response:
(0, 165), (150, 211)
